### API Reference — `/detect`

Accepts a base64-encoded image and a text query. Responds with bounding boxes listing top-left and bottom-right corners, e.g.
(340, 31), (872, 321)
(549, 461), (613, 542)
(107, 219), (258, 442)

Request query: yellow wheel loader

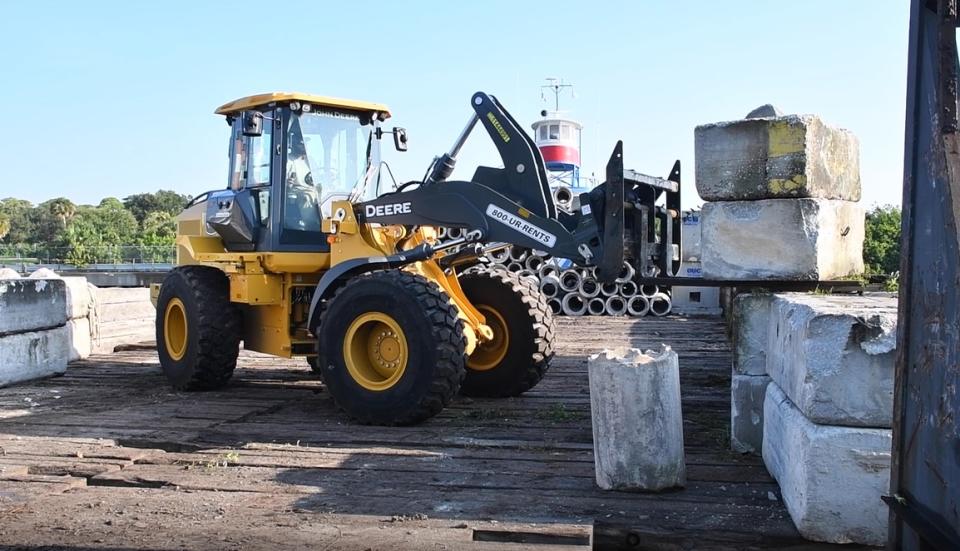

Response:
(153, 90), (681, 425)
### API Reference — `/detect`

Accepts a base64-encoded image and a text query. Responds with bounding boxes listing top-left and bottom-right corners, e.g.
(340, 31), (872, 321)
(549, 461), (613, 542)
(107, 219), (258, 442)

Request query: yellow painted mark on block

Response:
(769, 175), (807, 195)
(767, 120), (805, 157)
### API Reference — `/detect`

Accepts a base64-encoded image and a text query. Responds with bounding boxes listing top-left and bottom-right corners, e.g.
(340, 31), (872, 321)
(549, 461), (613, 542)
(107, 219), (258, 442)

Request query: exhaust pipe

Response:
(547, 298), (562, 315)
(650, 292), (672, 317)
(579, 277), (601, 298)
(626, 295), (650, 317)
(605, 295), (628, 316)
(561, 293), (587, 316)
(616, 261), (636, 284)
(539, 275), (561, 298)
(619, 280), (638, 297)
(559, 270), (582, 293)
(640, 284), (659, 298)
(587, 297), (606, 316)
(600, 282), (619, 297)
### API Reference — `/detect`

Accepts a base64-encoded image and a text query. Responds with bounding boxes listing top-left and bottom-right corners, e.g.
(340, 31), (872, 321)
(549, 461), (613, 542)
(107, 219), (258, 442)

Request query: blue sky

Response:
(1, 1), (908, 209)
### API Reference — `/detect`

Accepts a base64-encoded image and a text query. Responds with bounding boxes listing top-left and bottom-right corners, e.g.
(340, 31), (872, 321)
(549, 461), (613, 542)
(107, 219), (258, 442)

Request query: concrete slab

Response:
(0, 279), (67, 335)
(762, 383), (890, 546)
(701, 199), (864, 280)
(0, 326), (70, 387)
(732, 293), (774, 376)
(62, 277), (93, 320)
(695, 114), (860, 201)
(588, 346), (685, 491)
(67, 318), (91, 362)
(730, 374), (770, 454)
(767, 293), (897, 428)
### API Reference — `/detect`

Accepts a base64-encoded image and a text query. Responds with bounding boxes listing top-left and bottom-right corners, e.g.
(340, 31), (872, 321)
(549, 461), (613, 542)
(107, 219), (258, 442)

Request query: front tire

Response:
(316, 270), (466, 425)
(156, 266), (241, 390)
(458, 268), (555, 397)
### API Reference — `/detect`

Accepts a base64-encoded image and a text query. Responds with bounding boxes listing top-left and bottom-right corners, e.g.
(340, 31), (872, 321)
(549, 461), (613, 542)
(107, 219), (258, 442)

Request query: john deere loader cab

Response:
(155, 90), (680, 426)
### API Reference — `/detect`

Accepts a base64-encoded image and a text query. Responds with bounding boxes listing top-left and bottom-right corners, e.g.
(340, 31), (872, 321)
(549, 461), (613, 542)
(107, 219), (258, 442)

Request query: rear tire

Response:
(156, 266), (241, 390)
(316, 270), (466, 425)
(458, 267), (555, 397)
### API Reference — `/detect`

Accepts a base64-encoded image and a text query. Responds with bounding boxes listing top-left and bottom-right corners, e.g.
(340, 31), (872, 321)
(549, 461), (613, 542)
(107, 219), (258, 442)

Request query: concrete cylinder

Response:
(588, 346), (686, 491)
(587, 297), (606, 316)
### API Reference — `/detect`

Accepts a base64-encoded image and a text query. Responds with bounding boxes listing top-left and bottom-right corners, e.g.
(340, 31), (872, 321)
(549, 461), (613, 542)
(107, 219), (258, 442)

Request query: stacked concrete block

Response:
(0, 278), (70, 387)
(757, 293), (897, 545)
(89, 287), (155, 354)
(696, 110), (865, 281)
(729, 293), (774, 453)
(62, 277), (95, 361)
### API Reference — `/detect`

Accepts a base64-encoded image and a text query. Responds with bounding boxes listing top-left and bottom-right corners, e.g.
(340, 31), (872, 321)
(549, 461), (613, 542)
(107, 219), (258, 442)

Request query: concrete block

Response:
(763, 383), (891, 545)
(62, 277), (93, 320)
(695, 114), (860, 201)
(92, 287), (151, 305)
(701, 199), (864, 281)
(67, 318), (91, 361)
(732, 293), (774, 375)
(0, 268), (20, 279)
(768, 293), (897, 427)
(0, 279), (67, 334)
(730, 374), (770, 453)
(671, 285), (721, 316)
(588, 346), (685, 491)
(0, 326), (70, 387)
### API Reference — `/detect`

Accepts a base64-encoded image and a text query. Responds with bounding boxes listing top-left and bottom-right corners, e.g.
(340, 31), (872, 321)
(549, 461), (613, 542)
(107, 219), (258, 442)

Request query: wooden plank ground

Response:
(0, 316), (872, 550)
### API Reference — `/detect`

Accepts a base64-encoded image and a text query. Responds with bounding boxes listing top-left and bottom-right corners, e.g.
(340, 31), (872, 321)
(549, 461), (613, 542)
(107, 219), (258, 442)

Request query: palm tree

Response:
(48, 198), (76, 228)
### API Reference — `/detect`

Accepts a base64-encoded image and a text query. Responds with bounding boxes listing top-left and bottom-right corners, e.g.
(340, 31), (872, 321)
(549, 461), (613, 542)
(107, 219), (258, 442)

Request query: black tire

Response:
(316, 270), (466, 425)
(458, 267), (555, 397)
(156, 266), (241, 390)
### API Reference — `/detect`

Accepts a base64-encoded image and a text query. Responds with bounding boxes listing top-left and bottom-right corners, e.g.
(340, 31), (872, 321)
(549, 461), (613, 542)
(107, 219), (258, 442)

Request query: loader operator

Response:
(284, 118), (322, 231)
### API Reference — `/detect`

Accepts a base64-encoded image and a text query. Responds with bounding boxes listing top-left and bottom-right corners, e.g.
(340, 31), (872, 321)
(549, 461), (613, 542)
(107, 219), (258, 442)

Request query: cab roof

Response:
(214, 92), (391, 119)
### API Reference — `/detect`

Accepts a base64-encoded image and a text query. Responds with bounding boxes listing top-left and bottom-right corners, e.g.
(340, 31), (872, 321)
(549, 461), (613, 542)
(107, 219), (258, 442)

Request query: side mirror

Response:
(241, 111), (263, 137)
(393, 127), (408, 152)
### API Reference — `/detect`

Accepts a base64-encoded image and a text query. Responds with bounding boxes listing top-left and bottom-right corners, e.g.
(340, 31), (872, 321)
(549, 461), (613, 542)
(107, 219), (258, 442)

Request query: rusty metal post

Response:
(887, 1), (960, 549)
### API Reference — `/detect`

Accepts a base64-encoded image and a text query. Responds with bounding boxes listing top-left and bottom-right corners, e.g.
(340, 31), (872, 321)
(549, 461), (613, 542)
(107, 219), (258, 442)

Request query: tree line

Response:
(0, 191), (190, 266)
(0, 192), (901, 275)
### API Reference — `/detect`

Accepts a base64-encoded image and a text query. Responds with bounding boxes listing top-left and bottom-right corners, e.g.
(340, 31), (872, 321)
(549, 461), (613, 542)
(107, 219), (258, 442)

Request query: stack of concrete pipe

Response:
(471, 242), (671, 318)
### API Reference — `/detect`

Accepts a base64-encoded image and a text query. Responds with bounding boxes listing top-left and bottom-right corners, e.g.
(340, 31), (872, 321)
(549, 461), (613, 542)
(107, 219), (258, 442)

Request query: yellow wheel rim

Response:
(163, 298), (188, 361)
(467, 305), (510, 372)
(343, 312), (409, 391)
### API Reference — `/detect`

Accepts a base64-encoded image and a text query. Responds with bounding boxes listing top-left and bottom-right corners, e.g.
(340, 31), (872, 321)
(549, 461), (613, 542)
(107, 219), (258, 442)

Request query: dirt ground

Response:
(0, 316), (871, 550)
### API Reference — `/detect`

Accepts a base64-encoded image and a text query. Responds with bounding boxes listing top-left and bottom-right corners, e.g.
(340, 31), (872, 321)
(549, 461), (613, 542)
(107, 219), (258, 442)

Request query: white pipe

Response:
(538, 264), (560, 280)
(627, 295), (650, 317)
(600, 282), (619, 297)
(561, 293), (587, 316)
(616, 261), (636, 284)
(587, 297), (606, 316)
(605, 295), (628, 316)
(619, 280), (638, 297)
(539, 275), (561, 298)
(507, 262), (524, 273)
(547, 298), (562, 315)
(553, 185), (573, 207)
(559, 270), (582, 293)
(508, 247), (528, 262)
(579, 277), (601, 298)
(488, 248), (511, 264)
(525, 255), (544, 272)
(518, 269), (538, 284)
(650, 292), (672, 317)
(640, 284), (659, 298)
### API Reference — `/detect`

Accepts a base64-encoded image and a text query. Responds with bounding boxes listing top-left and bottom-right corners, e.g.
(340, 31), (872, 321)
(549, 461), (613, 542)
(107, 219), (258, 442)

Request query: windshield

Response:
(285, 109), (380, 209)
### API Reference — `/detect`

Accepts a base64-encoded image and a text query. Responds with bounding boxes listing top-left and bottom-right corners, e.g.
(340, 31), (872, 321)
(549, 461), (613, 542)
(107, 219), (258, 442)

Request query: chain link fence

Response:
(0, 244), (176, 266)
